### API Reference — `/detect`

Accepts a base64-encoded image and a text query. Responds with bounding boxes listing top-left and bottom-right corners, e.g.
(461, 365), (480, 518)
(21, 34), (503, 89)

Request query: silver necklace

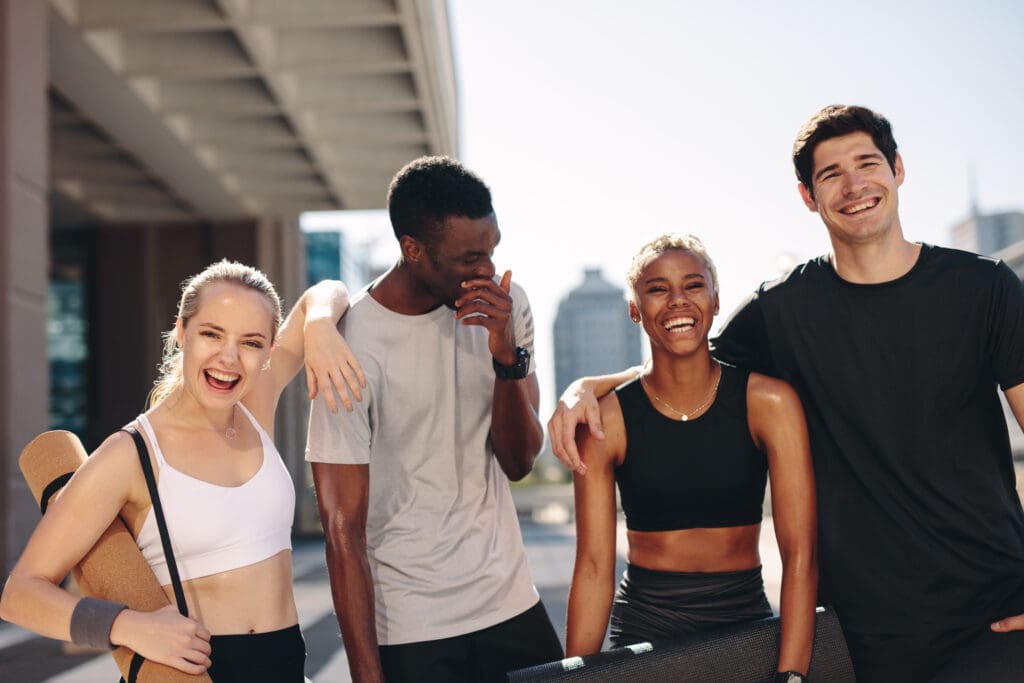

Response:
(170, 392), (238, 438)
(641, 363), (722, 421)
(223, 410), (237, 439)
(194, 405), (238, 439)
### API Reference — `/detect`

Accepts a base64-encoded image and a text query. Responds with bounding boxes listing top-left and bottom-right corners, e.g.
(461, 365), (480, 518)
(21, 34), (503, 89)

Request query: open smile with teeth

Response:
(840, 197), (879, 215)
(664, 316), (696, 332)
(205, 368), (241, 391)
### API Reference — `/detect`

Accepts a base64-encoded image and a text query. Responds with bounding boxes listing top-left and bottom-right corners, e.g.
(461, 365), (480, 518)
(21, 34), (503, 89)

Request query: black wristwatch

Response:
(493, 346), (531, 380)
(775, 672), (807, 683)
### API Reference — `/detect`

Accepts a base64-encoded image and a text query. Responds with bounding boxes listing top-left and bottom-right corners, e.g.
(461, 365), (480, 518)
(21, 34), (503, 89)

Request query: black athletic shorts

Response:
(206, 623), (306, 683)
(378, 600), (564, 683)
(610, 563), (772, 647)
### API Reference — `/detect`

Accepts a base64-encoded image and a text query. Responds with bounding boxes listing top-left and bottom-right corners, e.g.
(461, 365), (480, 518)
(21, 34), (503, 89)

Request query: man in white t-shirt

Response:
(306, 156), (563, 682)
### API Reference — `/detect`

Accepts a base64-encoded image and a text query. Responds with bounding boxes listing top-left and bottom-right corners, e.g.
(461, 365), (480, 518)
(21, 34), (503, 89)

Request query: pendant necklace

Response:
(171, 391), (238, 439)
(641, 362), (721, 422)
(223, 407), (238, 439)
(192, 405), (237, 439)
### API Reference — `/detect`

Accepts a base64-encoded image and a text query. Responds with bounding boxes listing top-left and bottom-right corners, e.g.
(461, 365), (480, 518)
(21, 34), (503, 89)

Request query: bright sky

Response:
(306, 0), (1024, 415)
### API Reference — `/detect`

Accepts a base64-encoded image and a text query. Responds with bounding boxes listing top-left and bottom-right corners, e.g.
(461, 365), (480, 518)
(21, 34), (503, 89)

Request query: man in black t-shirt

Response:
(548, 105), (1024, 682)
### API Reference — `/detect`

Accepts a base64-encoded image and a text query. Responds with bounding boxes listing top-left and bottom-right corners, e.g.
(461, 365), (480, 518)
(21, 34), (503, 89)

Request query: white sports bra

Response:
(134, 403), (294, 585)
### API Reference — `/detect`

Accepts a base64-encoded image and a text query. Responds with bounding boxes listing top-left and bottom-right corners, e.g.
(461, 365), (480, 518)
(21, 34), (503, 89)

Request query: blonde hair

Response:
(148, 260), (283, 408)
(626, 233), (719, 304)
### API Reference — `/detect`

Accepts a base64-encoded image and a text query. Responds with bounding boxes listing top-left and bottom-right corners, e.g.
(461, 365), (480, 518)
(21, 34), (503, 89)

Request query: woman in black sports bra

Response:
(566, 234), (817, 682)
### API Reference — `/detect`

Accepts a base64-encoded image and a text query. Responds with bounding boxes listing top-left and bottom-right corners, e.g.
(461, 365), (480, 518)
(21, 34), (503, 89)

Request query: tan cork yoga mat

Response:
(18, 430), (212, 682)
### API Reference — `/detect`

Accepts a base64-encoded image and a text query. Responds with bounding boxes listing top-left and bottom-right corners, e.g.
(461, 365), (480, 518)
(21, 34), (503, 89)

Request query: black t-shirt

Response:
(712, 243), (1024, 636)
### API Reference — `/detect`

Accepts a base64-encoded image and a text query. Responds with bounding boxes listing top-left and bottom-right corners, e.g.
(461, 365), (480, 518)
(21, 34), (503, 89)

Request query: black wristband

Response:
(69, 597), (127, 650)
(775, 672), (807, 683)
(493, 346), (530, 380)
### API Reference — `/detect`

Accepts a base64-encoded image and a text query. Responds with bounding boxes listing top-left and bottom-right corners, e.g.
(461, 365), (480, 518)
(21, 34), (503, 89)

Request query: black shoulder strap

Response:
(122, 426), (189, 617)
(39, 472), (74, 515)
(125, 652), (145, 683)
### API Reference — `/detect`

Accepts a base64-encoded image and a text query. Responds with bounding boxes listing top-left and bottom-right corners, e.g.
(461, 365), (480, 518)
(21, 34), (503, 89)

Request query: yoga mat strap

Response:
(39, 471), (74, 515)
(127, 651), (146, 683)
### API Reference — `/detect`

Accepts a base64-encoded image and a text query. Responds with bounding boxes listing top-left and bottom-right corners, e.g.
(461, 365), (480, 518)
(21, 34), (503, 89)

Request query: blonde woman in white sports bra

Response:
(0, 260), (365, 681)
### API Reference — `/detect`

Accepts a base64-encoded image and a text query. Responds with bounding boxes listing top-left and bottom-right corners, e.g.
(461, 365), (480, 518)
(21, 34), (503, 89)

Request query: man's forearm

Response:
(491, 375), (543, 481)
(577, 366), (642, 401)
(325, 539), (383, 683)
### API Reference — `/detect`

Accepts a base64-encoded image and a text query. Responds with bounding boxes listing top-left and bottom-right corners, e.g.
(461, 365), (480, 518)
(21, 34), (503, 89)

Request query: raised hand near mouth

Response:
(454, 270), (517, 366)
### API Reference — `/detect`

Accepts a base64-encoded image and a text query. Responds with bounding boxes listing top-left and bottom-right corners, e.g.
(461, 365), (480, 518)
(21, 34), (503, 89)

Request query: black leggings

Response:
(610, 563), (772, 647)
(206, 624), (306, 683)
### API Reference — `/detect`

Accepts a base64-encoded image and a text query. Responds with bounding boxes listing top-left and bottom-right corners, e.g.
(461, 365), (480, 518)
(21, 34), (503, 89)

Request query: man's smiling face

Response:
(799, 131), (905, 248)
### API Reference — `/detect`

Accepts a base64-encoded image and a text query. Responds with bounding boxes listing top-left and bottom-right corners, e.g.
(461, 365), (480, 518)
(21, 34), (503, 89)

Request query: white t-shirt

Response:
(306, 279), (539, 645)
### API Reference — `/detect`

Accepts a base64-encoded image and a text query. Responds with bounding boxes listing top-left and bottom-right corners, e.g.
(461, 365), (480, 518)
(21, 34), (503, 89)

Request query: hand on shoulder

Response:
(548, 379), (605, 475)
(304, 315), (366, 413)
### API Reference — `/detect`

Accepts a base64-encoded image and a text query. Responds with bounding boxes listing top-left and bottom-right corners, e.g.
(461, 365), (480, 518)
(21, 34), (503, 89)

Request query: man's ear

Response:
(894, 153), (905, 188)
(400, 235), (425, 264)
(798, 182), (818, 213)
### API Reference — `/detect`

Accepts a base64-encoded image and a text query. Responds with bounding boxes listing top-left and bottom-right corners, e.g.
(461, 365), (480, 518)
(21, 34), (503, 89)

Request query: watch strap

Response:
(493, 346), (530, 380)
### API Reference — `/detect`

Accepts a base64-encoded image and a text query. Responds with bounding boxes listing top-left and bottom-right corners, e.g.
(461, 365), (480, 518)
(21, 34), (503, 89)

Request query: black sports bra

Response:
(614, 365), (767, 532)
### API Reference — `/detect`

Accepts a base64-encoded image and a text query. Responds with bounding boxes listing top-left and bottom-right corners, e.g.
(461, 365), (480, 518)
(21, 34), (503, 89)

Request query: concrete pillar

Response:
(257, 216), (318, 533)
(0, 0), (49, 573)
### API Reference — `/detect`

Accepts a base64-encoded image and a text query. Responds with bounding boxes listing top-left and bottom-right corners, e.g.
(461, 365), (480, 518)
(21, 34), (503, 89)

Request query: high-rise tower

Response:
(553, 268), (643, 399)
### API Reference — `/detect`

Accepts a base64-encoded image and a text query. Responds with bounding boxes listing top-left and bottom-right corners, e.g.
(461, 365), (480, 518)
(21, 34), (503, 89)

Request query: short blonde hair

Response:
(626, 233), (719, 304)
(148, 260), (282, 408)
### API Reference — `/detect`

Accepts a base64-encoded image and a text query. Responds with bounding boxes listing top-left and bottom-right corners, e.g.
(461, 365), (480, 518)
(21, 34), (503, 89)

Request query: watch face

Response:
(494, 347), (530, 379)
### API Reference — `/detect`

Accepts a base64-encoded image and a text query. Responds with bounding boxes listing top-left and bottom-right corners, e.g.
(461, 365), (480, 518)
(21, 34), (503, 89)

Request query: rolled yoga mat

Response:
(507, 606), (855, 682)
(18, 429), (212, 682)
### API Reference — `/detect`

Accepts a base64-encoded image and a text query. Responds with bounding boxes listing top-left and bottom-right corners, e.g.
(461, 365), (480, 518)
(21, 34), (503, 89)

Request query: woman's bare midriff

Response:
(160, 550), (298, 635)
(627, 523), (762, 573)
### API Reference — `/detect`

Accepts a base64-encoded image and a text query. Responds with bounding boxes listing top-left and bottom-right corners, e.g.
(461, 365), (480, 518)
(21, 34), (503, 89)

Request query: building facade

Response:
(553, 268), (643, 400)
(951, 211), (1024, 259)
(950, 209), (1024, 455)
(1, 0), (458, 571)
